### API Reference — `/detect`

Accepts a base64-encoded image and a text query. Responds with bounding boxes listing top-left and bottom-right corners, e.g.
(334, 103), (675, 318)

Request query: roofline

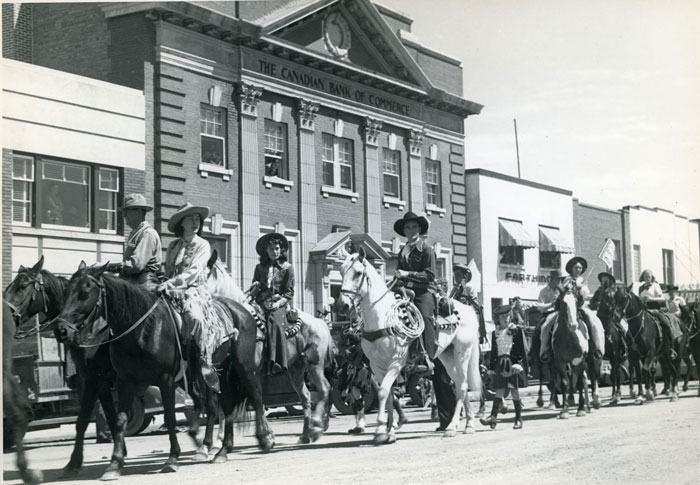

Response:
(623, 204), (697, 221)
(573, 199), (622, 215)
(374, 2), (413, 27)
(465, 168), (572, 196)
(399, 31), (462, 67)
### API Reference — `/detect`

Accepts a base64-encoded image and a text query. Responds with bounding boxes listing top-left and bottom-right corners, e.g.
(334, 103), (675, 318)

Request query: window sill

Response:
(383, 196), (406, 210)
(425, 204), (446, 218)
(321, 185), (358, 202)
(263, 175), (294, 192)
(500, 263), (525, 270)
(198, 163), (233, 181)
(41, 223), (90, 233)
(12, 225), (125, 242)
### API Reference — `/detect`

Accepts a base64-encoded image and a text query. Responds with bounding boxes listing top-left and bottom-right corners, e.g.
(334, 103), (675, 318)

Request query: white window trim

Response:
(12, 226), (122, 241)
(198, 163), (233, 181)
(425, 203), (446, 217)
(264, 175), (294, 191)
(322, 134), (355, 192)
(383, 195), (406, 209)
(264, 119), (289, 181)
(321, 185), (359, 202)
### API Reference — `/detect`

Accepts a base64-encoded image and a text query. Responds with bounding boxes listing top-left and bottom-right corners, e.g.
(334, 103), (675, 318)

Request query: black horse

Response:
(595, 285), (629, 405)
(53, 263), (273, 480)
(611, 286), (688, 403)
(4, 257), (118, 478)
(680, 301), (700, 396)
(3, 299), (43, 484)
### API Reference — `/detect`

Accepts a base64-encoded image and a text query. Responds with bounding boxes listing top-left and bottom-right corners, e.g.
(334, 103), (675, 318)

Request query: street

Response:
(4, 384), (700, 485)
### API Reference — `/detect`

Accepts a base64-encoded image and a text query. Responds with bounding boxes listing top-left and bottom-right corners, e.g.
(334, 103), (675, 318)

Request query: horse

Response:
(610, 285), (687, 403)
(594, 285), (629, 405)
(4, 256), (118, 478)
(548, 282), (588, 419)
(3, 299), (43, 485)
(52, 262), (273, 480)
(336, 249), (481, 442)
(680, 301), (700, 396)
(205, 252), (335, 444)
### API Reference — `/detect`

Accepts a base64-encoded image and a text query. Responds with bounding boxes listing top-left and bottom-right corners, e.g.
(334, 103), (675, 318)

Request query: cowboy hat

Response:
(453, 263), (472, 282)
(167, 203), (209, 233)
(664, 285), (679, 292)
(256, 232), (289, 256)
(597, 271), (616, 284)
(548, 269), (564, 279)
(393, 211), (429, 236)
(565, 256), (588, 275)
(118, 193), (153, 212)
(493, 304), (512, 315)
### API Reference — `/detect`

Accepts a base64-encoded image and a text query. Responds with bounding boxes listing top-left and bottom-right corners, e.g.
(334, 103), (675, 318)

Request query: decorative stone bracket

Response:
(364, 117), (383, 147)
(238, 82), (263, 117)
(297, 98), (320, 131)
(408, 128), (425, 156)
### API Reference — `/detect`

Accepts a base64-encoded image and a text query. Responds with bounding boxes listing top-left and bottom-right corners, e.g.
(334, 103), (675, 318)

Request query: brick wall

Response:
(2, 149), (13, 286)
(2, 3), (33, 62)
(107, 13), (155, 90)
(449, 143), (467, 261)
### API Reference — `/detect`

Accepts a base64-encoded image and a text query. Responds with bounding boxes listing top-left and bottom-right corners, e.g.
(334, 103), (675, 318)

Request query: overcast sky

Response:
(380, 0), (700, 218)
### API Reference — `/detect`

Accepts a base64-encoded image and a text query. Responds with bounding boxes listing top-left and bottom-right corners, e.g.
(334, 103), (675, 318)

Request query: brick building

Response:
(2, 1), (482, 315)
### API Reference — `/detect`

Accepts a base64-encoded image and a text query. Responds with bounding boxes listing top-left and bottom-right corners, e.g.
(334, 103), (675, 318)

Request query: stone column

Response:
(363, 117), (383, 242)
(297, 98), (320, 312)
(238, 82), (263, 285)
(408, 128), (425, 214)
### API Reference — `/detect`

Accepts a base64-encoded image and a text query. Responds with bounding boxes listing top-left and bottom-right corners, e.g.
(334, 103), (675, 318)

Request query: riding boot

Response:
(661, 326), (677, 360)
(201, 362), (221, 393)
(480, 397), (501, 429)
(513, 399), (523, 429)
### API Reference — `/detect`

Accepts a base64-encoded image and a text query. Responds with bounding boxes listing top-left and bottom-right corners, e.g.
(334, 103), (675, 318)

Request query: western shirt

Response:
(122, 221), (162, 276)
(163, 235), (211, 289)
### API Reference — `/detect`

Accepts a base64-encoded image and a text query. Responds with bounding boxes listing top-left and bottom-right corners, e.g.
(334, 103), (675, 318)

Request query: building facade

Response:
(2, 1), (482, 315)
(573, 199), (625, 285)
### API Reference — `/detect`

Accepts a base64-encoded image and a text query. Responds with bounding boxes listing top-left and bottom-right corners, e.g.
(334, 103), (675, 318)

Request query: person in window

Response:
(392, 211), (456, 432)
(106, 194), (162, 290)
(480, 304), (527, 430)
(449, 263), (486, 344)
(156, 203), (223, 392)
(250, 233), (294, 374)
(633, 269), (680, 359)
(45, 183), (64, 224)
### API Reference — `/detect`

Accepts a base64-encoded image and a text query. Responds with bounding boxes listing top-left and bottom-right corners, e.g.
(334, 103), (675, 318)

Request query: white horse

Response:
(337, 249), (481, 443)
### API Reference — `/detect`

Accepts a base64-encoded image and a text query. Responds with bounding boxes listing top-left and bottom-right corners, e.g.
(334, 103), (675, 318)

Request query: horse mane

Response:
(39, 269), (68, 309)
(90, 270), (159, 324)
(207, 260), (245, 303)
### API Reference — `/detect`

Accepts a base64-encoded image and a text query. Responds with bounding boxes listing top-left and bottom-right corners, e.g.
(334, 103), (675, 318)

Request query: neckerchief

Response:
(400, 237), (424, 259)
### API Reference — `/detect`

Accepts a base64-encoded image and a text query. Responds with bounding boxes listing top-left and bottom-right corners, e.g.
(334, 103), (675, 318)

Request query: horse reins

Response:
(11, 273), (52, 340)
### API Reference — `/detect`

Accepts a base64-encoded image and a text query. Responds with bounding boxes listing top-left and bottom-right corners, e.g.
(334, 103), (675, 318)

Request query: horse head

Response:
(680, 302), (698, 335)
(336, 248), (370, 317)
(4, 256), (48, 325)
(611, 284), (635, 324)
(205, 250), (246, 303)
(557, 281), (579, 332)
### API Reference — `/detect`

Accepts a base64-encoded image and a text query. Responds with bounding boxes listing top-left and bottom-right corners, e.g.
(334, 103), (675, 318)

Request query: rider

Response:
(391, 211), (456, 433)
(449, 263), (487, 344)
(562, 256), (605, 359)
(589, 271), (626, 359)
(106, 194), (162, 290)
(250, 232), (294, 375)
(156, 203), (221, 392)
(536, 269), (564, 362)
(480, 304), (527, 430)
(665, 285), (685, 318)
(633, 269), (679, 359)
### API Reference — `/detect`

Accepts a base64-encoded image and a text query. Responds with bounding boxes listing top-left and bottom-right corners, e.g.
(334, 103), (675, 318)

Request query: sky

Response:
(380, 0), (700, 218)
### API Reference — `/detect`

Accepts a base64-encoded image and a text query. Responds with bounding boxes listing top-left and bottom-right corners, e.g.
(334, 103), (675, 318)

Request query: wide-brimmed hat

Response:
(548, 269), (564, 279)
(256, 232), (289, 256)
(167, 203), (209, 233)
(453, 263), (472, 282)
(664, 285), (679, 292)
(493, 304), (512, 316)
(565, 256), (588, 275)
(597, 271), (615, 284)
(118, 193), (153, 212)
(393, 211), (429, 236)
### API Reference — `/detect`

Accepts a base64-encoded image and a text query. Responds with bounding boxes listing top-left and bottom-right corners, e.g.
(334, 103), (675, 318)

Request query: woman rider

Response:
(633, 269), (678, 359)
(562, 256), (605, 358)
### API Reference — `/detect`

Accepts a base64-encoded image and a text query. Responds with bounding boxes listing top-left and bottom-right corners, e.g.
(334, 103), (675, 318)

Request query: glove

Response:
(106, 262), (123, 272)
(512, 363), (523, 374)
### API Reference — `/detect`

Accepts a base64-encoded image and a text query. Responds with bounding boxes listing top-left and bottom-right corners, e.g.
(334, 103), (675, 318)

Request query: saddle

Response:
(436, 296), (460, 330)
(248, 300), (303, 339)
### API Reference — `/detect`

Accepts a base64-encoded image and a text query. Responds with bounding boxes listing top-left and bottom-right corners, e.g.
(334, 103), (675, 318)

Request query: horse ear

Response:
(18, 264), (26, 273)
(94, 261), (110, 278)
(78, 261), (87, 271)
(358, 246), (366, 262)
(207, 250), (218, 269)
(32, 255), (45, 272)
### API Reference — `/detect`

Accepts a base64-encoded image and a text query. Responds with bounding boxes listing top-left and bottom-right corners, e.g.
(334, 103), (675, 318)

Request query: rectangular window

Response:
(382, 149), (401, 198)
(200, 105), (226, 167)
(205, 236), (229, 272)
(500, 246), (524, 266)
(264, 120), (288, 179)
(424, 159), (442, 207)
(611, 239), (622, 280)
(322, 133), (354, 190)
(98, 168), (119, 233)
(662, 249), (674, 286)
(41, 160), (90, 230)
(539, 252), (561, 269)
(12, 155), (34, 224)
(633, 244), (641, 281)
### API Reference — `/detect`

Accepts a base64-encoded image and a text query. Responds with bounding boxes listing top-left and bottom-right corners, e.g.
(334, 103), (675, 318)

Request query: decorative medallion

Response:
(322, 12), (351, 60)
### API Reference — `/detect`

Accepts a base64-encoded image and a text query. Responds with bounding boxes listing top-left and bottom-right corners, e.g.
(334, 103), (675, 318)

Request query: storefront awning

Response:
(539, 227), (575, 253)
(498, 220), (537, 248)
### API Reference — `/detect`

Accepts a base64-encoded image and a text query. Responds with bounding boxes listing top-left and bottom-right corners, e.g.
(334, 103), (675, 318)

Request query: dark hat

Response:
(565, 256), (588, 275)
(453, 263), (472, 282)
(493, 304), (512, 316)
(548, 269), (564, 279)
(167, 203), (209, 233)
(597, 271), (615, 284)
(256, 232), (289, 256)
(664, 285), (679, 292)
(393, 211), (429, 236)
(118, 193), (153, 212)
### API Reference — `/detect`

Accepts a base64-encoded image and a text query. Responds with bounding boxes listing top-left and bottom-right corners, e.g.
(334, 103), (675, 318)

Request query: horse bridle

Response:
(8, 272), (49, 323)
(616, 292), (647, 342)
(51, 273), (108, 339)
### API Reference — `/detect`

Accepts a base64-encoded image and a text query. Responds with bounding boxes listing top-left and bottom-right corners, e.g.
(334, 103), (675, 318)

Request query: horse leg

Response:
(100, 382), (135, 481)
(212, 376), (234, 464)
(577, 375), (586, 417)
(288, 366), (314, 444)
(63, 374), (101, 477)
(5, 379), (42, 485)
(682, 353), (691, 392)
(438, 350), (463, 437)
(156, 376), (181, 473)
(373, 367), (401, 446)
(187, 380), (208, 462)
(559, 367), (570, 419)
(305, 362), (331, 443)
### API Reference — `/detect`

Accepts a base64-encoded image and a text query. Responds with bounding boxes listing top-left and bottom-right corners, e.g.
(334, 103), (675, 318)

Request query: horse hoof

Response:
(593, 399), (601, 410)
(212, 453), (227, 464)
(22, 469), (43, 485)
(670, 393), (679, 402)
(682, 384), (688, 392)
(62, 467), (80, 479)
(500, 404), (509, 415)
(374, 433), (390, 445)
(297, 435), (311, 444)
(559, 411), (569, 420)
(576, 409), (586, 417)
(442, 429), (457, 438)
(645, 391), (655, 402)
(634, 397), (644, 405)
(192, 452), (209, 462)
(310, 429), (323, 443)
(160, 462), (178, 473)
(547, 402), (558, 411)
(536, 396), (544, 408)
(386, 434), (397, 444)
(259, 434), (275, 452)
(609, 398), (618, 406)
(100, 470), (121, 481)
(630, 390), (637, 399)
(476, 409), (485, 419)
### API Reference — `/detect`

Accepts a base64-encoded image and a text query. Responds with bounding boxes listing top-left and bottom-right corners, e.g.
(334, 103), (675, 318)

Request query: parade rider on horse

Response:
(589, 270), (627, 360)
(156, 203), (223, 392)
(391, 211), (456, 433)
(449, 263), (487, 344)
(249, 232), (294, 375)
(633, 269), (681, 360)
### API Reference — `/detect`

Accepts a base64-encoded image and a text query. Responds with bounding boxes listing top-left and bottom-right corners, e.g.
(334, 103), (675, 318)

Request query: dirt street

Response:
(4, 384), (700, 485)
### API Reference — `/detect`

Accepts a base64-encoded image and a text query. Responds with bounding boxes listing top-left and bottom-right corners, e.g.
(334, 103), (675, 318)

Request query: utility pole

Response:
(513, 118), (521, 178)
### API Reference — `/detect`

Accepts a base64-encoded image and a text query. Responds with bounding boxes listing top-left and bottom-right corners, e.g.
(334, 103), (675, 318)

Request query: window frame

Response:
(322, 133), (355, 192)
(632, 244), (641, 282)
(500, 246), (525, 266)
(539, 251), (561, 270)
(40, 159), (91, 232)
(263, 119), (289, 181)
(12, 154), (35, 226)
(662, 249), (674, 286)
(200, 104), (227, 168)
(424, 158), (443, 208)
(97, 167), (120, 235)
(382, 148), (401, 199)
(611, 239), (622, 280)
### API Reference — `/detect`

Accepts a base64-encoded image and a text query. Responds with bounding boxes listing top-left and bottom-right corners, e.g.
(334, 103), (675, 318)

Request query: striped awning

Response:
(498, 220), (537, 248)
(539, 227), (575, 253)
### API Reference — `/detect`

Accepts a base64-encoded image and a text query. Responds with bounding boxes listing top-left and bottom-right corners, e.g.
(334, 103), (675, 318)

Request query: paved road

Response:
(4, 384), (700, 485)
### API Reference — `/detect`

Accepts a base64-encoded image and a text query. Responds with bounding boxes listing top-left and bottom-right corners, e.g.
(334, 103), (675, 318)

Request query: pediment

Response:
(311, 232), (391, 263)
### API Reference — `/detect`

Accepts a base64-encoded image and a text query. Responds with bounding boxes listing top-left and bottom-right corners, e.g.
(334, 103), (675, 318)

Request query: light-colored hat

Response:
(167, 203), (209, 233)
(118, 193), (153, 212)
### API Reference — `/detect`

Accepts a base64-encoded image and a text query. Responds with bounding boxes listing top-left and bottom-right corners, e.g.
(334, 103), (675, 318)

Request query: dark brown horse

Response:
(3, 299), (43, 484)
(680, 301), (700, 396)
(53, 263), (273, 480)
(596, 285), (629, 405)
(4, 257), (117, 478)
(611, 286), (687, 403)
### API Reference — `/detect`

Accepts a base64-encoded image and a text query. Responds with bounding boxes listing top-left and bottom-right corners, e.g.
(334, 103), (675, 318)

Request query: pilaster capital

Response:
(408, 128), (425, 156)
(363, 117), (383, 147)
(238, 82), (263, 117)
(297, 98), (320, 131)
